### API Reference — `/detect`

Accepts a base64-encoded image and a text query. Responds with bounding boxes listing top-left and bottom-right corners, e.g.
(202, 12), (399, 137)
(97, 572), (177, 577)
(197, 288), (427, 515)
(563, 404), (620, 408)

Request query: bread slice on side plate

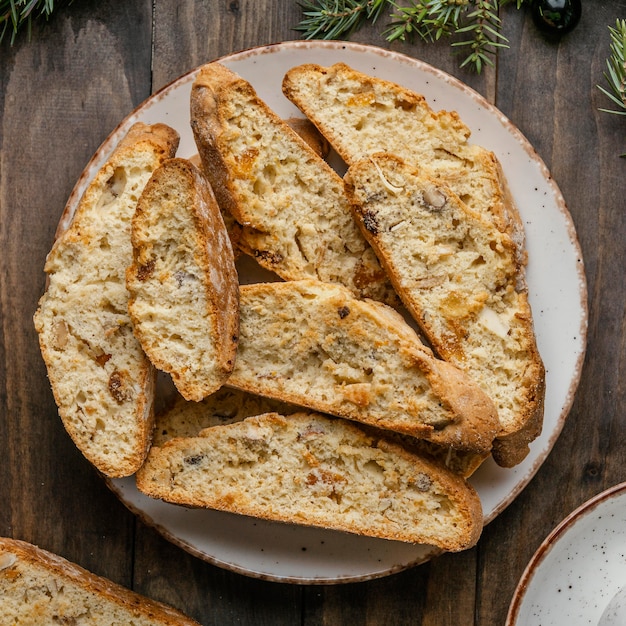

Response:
(282, 62), (526, 266)
(33, 122), (180, 477)
(227, 279), (498, 454)
(126, 157), (239, 402)
(136, 412), (484, 550)
(190, 62), (398, 306)
(344, 154), (545, 467)
(0, 537), (200, 625)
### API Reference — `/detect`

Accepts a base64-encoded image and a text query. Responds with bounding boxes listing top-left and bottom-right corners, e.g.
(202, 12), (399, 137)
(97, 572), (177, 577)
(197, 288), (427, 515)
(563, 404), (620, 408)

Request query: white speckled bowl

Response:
(508, 482), (626, 624)
(60, 40), (587, 584)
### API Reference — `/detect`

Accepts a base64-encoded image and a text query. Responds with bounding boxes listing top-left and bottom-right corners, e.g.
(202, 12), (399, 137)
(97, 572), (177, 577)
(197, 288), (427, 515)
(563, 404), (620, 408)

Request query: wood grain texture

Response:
(1, 0), (625, 624)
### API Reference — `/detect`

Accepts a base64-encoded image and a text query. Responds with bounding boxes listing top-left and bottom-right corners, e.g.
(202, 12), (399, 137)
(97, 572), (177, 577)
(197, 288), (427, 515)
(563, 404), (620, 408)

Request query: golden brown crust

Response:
(126, 157), (239, 402)
(136, 412), (483, 551)
(0, 537), (200, 624)
(33, 122), (180, 477)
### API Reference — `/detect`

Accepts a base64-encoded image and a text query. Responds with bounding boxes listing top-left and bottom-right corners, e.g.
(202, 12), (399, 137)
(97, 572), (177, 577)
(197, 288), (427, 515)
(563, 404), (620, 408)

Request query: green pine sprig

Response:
(0, 0), (69, 45)
(295, 0), (527, 73)
(597, 19), (626, 117)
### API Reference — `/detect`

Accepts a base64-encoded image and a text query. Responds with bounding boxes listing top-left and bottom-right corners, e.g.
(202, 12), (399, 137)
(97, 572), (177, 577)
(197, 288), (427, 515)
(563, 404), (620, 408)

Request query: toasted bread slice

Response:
(282, 62), (526, 266)
(344, 154), (545, 466)
(0, 537), (199, 625)
(154, 388), (486, 478)
(34, 123), (179, 477)
(126, 158), (239, 402)
(226, 280), (498, 454)
(136, 412), (484, 550)
(190, 62), (397, 305)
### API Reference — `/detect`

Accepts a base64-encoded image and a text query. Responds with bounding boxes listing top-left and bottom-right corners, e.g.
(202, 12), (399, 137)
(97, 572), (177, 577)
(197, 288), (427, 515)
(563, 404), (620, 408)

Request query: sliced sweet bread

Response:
(227, 279), (498, 454)
(282, 62), (526, 266)
(0, 537), (199, 625)
(135, 412), (484, 550)
(152, 387), (296, 447)
(154, 389), (485, 478)
(190, 62), (397, 305)
(33, 123), (179, 477)
(126, 157), (239, 402)
(344, 153), (545, 467)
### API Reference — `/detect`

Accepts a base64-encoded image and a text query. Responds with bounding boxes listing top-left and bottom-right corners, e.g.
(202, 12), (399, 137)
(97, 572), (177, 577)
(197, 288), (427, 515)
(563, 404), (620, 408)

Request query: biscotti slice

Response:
(33, 122), (180, 477)
(190, 62), (397, 305)
(227, 279), (498, 454)
(0, 537), (199, 625)
(126, 157), (239, 402)
(136, 412), (484, 550)
(282, 62), (526, 264)
(344, 154), (545, 467)
(153, 387), (297, 446)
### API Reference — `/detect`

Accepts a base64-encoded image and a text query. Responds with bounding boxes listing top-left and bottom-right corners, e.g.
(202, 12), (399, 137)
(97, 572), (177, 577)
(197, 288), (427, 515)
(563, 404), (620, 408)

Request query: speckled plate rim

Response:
(56, 40), (588, 584)
(506, 482), (626, 624)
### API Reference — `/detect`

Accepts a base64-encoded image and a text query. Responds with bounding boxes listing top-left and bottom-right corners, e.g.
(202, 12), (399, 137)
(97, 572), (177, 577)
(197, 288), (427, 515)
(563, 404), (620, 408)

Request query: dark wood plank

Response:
(0, 0), (153, 586)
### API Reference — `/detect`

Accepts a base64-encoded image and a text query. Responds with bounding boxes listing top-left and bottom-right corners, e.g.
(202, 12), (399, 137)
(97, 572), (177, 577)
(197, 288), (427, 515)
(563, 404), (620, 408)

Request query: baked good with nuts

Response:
(226, 279), (499, 454)
(33, 122), (179, 477)
(190, 62), (398, 306)
(282, 62), (526, 267)
(126, 157), (239, 402)
(344, 153), (545, 467)
(0, 537), (200, 624)
(136, 411), (484, 550)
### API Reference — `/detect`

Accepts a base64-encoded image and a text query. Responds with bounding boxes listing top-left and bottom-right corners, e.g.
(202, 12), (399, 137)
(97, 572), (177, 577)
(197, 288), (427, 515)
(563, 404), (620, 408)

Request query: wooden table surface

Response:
(1, 1), (625, 624)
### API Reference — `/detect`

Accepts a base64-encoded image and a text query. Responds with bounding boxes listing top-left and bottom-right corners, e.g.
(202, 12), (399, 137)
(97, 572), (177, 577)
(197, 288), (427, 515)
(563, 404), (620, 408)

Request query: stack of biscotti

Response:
(282, 63), (545, 467)
(0, 537), (200, 625)
(34, 122), (180, 478)
(136, 411), (483, 550)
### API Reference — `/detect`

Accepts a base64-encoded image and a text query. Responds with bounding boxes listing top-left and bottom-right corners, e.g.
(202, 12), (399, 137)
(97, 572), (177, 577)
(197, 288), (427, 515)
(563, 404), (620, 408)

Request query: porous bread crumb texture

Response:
(153, 387), (296, 446)
(282, 62), (526, 261)
(136, 412), (483, 550)
(190, 62), (397, 306)
(344, 154), (545, 467)
(127, 158), (239, 402)
(227, 279), (498, 453)
(155, 388), (485, 477)
(0, 538), (199, 625)
(33, 122), (179, 477)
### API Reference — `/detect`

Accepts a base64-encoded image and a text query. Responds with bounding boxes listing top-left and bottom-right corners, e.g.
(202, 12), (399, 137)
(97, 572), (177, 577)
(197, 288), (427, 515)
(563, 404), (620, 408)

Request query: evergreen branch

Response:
(597, 19), (626, 115)
(295, 0), (388, 41)
(296, 0), (525, 73)
(0, 0), (69, 45)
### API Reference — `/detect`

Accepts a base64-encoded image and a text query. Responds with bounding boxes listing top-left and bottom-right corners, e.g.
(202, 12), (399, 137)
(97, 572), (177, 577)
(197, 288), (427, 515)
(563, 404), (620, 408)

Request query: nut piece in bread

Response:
(227, 279), (499, 454)
(34, 122), (180, 477)
(0, 537), (200, 625)
(136, 412), (484, 550)
(282, 62), (526, 266)
(126, 157), (239, 402)
(190, 62), (398, 306)
(344, 154), (545, 467)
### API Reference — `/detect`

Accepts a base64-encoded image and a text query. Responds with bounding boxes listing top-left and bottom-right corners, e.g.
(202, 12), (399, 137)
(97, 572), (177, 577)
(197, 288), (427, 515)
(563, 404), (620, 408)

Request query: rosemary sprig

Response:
(0, 0), (68, 45)
(295, 0), (526, 73)
(597, 19), (626, 116)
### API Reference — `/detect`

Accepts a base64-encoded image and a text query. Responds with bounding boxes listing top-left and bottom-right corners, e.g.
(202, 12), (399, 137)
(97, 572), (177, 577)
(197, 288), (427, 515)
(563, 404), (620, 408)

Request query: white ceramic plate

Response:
(507, 482), (626, 624)
(64, 41), (587, 583)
